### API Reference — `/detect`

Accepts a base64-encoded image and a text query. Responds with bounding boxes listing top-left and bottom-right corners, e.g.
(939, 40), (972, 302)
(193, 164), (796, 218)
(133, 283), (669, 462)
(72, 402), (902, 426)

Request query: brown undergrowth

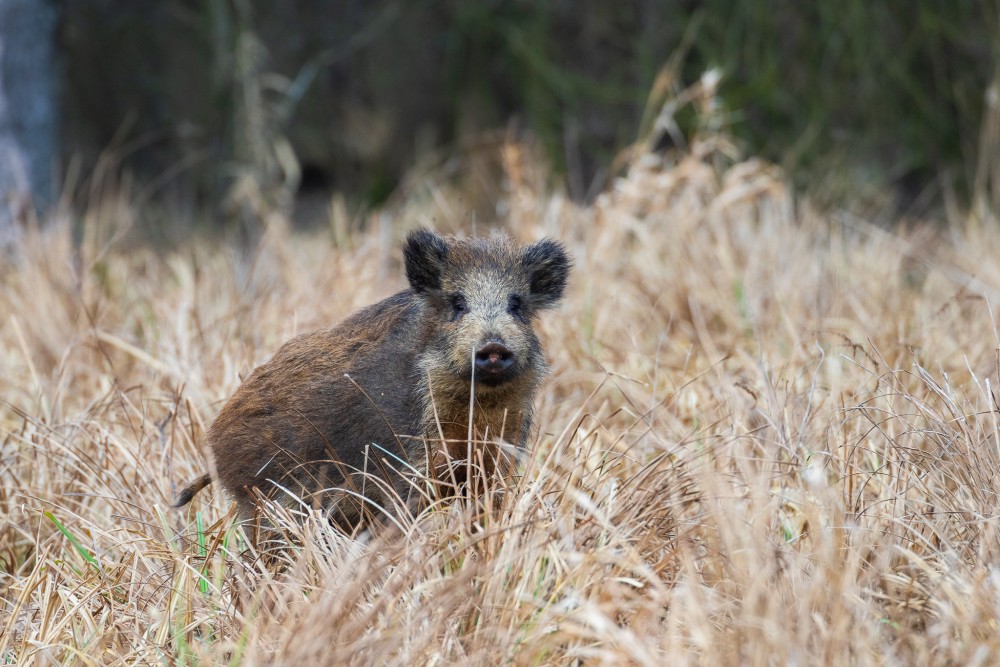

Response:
(4, 138), (1000, 665)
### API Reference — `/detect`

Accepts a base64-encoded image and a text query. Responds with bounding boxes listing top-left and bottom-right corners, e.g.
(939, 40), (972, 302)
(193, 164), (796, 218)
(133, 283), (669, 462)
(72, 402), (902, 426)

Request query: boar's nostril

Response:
(474, 342), (515, 374)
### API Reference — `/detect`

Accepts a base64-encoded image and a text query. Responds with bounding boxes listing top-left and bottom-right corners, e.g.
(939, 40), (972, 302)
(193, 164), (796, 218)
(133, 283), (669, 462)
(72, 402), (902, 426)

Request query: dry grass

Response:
(4, 138), (1000, 665)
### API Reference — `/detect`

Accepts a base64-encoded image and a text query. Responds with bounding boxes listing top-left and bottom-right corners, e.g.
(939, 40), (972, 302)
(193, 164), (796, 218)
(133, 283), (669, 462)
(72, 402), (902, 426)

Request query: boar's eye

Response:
(508, 294), (524, 319)
(450, 294), (468, 320)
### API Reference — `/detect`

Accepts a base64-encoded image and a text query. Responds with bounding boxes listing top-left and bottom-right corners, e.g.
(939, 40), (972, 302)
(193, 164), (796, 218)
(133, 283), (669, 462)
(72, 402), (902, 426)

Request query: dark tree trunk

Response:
(0, 0), (58, 248)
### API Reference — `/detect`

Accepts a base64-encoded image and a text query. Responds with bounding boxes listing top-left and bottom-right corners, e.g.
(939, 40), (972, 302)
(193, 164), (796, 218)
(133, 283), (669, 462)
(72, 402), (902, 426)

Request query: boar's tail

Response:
(172, 473), (213, 508)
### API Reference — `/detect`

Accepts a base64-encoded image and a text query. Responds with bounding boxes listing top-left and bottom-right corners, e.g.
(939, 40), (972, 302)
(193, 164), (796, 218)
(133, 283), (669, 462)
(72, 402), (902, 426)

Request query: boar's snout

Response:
(474, 342), (515, 380)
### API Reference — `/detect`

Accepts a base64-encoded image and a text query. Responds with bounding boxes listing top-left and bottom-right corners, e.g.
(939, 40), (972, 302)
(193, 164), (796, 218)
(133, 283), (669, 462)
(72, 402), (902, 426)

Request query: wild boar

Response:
(173, 228), (570, 529)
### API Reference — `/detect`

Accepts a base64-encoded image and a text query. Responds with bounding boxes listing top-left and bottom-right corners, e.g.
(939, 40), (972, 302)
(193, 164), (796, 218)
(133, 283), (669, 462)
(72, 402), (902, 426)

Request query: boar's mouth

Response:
(474, 369), (518, 387)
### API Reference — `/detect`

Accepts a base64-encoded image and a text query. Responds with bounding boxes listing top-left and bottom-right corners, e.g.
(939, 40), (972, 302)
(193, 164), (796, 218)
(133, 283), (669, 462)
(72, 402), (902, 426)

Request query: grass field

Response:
(4, 138), (1000, 665)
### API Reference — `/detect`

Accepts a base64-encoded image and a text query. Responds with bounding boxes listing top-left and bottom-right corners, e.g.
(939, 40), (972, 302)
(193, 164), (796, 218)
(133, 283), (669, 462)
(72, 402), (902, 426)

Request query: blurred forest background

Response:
(2, 0), (1000, 242)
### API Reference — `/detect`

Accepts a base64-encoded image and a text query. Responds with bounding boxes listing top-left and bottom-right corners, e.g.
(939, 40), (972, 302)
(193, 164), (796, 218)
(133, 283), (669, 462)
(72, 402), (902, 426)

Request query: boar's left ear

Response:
(404, 229), (450, 294)
(522, 238), (571, 309)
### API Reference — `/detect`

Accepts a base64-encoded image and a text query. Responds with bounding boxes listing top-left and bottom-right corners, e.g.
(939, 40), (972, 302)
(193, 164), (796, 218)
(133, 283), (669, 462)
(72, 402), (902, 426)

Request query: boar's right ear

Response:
(404, 229), (449, 294)
(522, 238), (571, 310)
